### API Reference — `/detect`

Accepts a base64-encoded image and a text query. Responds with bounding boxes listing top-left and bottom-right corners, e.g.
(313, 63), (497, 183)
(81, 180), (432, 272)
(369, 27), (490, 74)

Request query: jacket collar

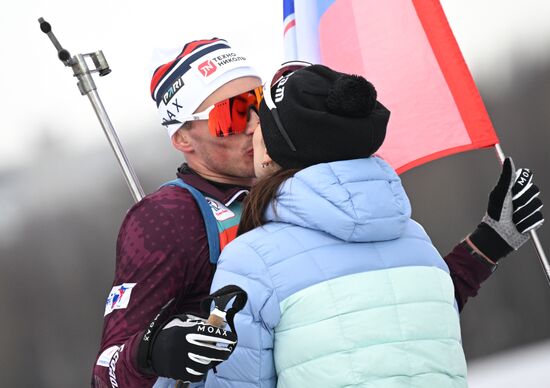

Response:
(176, 164), (249, 206)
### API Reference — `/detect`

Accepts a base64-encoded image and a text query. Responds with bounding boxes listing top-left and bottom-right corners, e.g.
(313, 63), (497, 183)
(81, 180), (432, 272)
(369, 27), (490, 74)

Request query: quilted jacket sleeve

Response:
(204, 239), (281, 388)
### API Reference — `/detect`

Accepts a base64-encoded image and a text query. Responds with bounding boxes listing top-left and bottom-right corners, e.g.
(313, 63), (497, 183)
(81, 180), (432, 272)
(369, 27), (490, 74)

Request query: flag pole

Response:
(494, 144), (550, 285)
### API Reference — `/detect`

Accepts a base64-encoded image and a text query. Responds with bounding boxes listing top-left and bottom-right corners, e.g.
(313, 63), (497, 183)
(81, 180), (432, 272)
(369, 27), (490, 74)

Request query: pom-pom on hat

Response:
(150, 38), (260, 138)
(259, 64), (390, 169)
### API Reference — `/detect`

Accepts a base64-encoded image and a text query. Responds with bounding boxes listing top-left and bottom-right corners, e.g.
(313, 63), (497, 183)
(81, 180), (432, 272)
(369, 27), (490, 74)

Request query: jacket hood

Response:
(264, 157), (411, 242)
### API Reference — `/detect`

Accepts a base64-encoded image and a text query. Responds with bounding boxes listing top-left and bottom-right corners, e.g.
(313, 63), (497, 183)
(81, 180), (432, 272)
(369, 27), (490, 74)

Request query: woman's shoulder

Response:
(234, 222), (292, 244)
(222, 222), (337, 268)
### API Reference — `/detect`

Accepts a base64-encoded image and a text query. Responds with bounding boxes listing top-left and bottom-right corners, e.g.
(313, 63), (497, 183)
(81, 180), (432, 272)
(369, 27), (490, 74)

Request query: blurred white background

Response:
(1, 1), (549, 387)
(2, 1), (550, 170)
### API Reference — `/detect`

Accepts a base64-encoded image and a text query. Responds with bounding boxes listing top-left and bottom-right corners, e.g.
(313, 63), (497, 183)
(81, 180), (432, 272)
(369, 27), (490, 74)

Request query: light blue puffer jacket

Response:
(205, 157), (467, 388)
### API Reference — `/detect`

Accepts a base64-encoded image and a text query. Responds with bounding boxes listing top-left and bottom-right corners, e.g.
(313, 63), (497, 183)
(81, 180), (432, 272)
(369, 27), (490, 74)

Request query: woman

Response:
(204, 64), (541, 388)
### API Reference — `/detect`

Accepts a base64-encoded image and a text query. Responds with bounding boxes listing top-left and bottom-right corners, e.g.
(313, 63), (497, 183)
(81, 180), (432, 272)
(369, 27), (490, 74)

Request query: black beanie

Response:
(259, 64), (390, 170)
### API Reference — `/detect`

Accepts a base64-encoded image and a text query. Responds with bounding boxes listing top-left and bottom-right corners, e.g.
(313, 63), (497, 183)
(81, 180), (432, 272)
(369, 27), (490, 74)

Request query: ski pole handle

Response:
(201, 285), (248, 330)
(206, 308), (227, 328)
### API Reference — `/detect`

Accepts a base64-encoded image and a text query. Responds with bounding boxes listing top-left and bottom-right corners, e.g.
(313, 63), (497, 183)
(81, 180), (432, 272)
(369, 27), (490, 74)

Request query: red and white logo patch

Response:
(206, 197), (235, 221)
(198, 60), (218, 77)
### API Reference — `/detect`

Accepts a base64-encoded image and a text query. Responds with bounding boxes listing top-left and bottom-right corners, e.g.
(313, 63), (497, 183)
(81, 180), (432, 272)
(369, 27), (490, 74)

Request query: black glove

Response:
(469, 157), (544, 261)
(137, 305), (237, 383)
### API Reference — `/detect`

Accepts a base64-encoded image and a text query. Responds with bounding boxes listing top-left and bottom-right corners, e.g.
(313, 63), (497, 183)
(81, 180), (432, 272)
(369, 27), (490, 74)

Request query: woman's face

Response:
(252, 124), (268, 178)
(252, 124), (280, 178)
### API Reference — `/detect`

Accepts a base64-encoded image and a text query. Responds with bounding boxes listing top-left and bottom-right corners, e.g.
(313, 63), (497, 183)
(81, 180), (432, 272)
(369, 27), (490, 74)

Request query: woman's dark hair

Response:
(237, 168), (300, 236)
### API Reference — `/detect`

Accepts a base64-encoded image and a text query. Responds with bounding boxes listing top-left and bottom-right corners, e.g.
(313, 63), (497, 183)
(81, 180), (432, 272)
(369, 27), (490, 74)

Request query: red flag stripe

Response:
(412, 0), (498, 147)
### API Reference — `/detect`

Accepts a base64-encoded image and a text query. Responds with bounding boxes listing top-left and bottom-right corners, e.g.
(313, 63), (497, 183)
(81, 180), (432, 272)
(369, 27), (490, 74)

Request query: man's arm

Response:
(444, 240), (496, 311)
(92, 187), (214, 387)
(445, 157), (544, 311)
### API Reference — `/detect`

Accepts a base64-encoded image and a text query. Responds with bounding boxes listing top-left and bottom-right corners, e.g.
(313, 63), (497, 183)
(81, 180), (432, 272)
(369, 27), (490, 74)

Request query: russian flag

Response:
(283, 0), (499, 174)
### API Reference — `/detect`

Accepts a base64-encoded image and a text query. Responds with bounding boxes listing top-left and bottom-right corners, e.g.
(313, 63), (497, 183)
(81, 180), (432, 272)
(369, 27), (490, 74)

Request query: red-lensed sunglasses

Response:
(179, 61), (311, 140)
(178, 86), (263, 138)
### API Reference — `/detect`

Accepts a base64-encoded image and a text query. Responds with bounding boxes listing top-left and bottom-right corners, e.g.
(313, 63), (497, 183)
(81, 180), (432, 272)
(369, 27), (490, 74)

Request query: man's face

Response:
(175, 76), (261, 183)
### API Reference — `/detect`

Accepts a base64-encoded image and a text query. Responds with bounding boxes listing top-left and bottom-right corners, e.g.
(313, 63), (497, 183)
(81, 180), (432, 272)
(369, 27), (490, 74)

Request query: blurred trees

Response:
(1, 57), (548, 387)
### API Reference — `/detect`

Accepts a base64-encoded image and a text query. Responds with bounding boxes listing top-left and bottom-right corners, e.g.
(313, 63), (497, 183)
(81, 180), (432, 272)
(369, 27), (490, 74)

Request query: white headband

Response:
(151, 39), (261, 138)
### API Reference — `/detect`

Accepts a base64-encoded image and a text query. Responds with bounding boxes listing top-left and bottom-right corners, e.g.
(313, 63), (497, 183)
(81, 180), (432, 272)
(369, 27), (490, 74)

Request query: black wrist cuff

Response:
(137, 332), (156, 376)
(468, 222), (513, 262)
(459, 240), (498, 273)
(137, 298), (175, 376)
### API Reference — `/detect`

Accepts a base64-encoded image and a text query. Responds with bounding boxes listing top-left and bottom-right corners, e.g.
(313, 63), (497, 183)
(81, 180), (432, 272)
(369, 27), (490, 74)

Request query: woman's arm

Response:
(205, 240), (280, 388)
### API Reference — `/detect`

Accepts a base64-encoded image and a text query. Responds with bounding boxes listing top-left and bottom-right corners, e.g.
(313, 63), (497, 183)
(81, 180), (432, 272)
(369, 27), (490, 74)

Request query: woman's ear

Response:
(263, 151), (282, 172)
(171, 128), (194, 153)
(262, 151), (274, 166)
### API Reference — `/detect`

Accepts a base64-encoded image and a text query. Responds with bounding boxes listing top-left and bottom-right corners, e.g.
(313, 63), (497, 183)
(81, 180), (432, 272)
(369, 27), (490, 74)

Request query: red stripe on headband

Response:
(150, 38), (222, 99)
(150, 61), (177, 98)
(180, 38), (221, 57)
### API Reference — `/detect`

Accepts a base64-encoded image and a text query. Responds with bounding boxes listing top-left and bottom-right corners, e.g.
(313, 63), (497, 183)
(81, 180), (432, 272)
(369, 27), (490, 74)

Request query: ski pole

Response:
(38, 17), (145, 203)
(494, 144), (549, 286)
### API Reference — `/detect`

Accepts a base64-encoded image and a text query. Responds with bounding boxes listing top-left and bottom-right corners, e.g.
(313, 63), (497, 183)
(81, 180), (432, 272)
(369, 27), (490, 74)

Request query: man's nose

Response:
(245, 108), (260, 135)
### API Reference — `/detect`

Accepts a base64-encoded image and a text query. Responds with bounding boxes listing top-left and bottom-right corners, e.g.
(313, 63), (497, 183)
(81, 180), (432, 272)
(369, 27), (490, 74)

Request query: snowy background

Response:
(1, 1), (549, 386)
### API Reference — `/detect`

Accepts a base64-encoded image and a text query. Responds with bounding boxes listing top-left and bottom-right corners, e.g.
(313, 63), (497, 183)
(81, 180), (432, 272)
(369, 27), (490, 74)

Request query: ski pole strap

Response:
(162, 179), (221, 264)
(201, 285), (248, 333)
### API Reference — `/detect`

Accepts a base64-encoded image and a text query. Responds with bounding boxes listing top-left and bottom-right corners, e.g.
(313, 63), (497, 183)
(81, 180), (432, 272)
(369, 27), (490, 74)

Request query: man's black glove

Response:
(137, 306), (237, 383)
(469, 157), (544, 262)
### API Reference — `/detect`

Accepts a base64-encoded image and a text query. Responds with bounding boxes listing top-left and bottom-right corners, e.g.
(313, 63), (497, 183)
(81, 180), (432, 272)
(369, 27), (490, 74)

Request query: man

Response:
(92, 41), (543, 388)
(92, 38), (262, 388)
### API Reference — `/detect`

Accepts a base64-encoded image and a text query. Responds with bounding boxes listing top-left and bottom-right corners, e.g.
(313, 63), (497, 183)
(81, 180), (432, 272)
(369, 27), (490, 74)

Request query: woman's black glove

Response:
(469, 157), (544, 262)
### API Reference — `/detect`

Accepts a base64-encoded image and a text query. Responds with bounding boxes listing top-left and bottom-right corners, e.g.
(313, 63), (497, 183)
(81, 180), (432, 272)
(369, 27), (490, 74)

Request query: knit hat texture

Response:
(259, 64), (390, 169)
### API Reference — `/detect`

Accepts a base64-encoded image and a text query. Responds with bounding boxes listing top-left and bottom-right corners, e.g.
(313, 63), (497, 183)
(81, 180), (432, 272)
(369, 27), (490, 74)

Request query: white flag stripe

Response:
(283, 13), (297, 62)
(293, 0), (321, 63)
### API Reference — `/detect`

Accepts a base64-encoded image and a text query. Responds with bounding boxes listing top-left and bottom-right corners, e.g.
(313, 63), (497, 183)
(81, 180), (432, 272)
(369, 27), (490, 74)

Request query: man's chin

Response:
(224, 166), (256, 181)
